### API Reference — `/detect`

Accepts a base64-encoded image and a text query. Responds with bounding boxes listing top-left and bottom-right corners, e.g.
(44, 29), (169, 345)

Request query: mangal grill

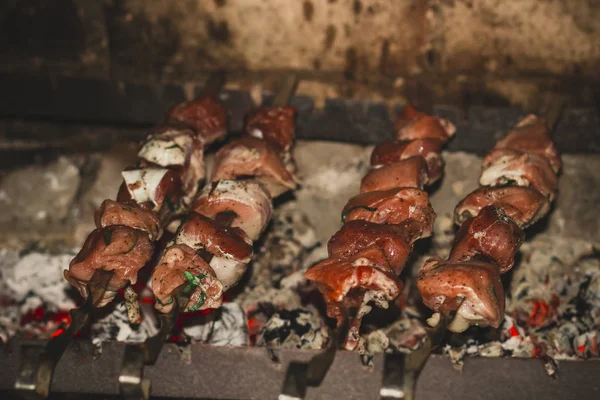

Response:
(0, 72), (597, 400)
(0, 3), (599, 399)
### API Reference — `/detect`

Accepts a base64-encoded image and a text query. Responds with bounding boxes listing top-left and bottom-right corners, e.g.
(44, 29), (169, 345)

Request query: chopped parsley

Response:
(103, 229), (113, 246)
(182, 271), (208, 312)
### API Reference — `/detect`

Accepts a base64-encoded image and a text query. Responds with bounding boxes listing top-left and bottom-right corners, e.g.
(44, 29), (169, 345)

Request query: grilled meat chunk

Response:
(480, 149), (558, 201)
(167, 94), (227, 145)
(244, 106), (296, 151)
(305, 248), (402, 320)
(449, 206), (524, 273)
(152, 244), (223, 313)
(328, 220), (417, 274)
(454, 186), (549, 229)
(173, 212), (253, 290)
(94, 200), (162, 240)
(193, 180), (273, 241)
(360, 156), (428, 192)
(342, 188), (435, 237)
(118, 168), (182, 213)
(417, 258), (504, 332)
(494, 114), (561, 173)
(395, 105), (456, 143)
(371, 139), (443, 184)
(212, 137), (296, 197)
(65, 226), (153, 307)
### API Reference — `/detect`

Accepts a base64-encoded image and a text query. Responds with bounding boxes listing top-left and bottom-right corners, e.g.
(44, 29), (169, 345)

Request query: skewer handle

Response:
(272, 74), (298, 107)
(200, 70), (226, 97)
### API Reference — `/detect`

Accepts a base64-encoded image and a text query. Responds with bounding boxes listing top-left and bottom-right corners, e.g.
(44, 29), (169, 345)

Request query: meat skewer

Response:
(376, 102), (564, 400)
(417, 109), (562, 333)
(280, 105), (455, 400)
(305, 104), (455, 351)
(119, 75), (299, 400)
(14, 73), (228, 399)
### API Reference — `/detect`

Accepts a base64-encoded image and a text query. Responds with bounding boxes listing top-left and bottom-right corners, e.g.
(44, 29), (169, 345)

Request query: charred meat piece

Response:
(167, 94), (227, 144)
(360, 156), (428, 192)
(480, 149), (558, 200)
(417, 258), (504, 332)
(395, 104), (456, 143)
(449, 206), (524, 273)
(137, 127), (205, 204)
(328, 220), (416, 274)
(193, 180), (273, 241)
(212, 137), (297, 197)
(65, 226), (153, 307)
(305, 248), (403, 321)
(454, 186), (549, 228)
(152, 244), (223, 313)
(244, 106), (296, 151)
(94, 200), (162, 240)
(495, 114), (561, 173)
(174, 212), (253, 290)
(118, 168), (183, 213)
(371, 139), (443, 184)
(342, 187), (435, 237)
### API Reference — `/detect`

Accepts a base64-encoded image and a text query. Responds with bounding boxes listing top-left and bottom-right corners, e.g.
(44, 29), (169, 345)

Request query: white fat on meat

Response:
(138, 129), (193, 166)
(248, 128), (264, 139)
(195, 180), (273, 241)
(122, 168), (169, 211)
(138, 129), (205, 204)
(479, 155), (529, 188)
(209, 257), (247, 291)
(442, 292), (498, 333)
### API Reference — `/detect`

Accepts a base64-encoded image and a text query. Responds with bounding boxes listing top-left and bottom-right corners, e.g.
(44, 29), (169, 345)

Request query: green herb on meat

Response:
(165, 144), (183, 150)
(103, 229), (113, 246)
(187, 292), (206, 312)
(183, 271), (207, 286)
(156, 297), (174, 306)
(118, 231), (138, 254)
(165, 197), (180, 212)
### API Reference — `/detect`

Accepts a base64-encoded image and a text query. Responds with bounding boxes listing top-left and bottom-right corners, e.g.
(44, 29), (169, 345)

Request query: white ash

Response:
(2, 251), (76, 310)
(256, 308), (328, 350)
(183, 303), (248, 347)
(90, 302), (154, 343)
(0, 304), (19, 344)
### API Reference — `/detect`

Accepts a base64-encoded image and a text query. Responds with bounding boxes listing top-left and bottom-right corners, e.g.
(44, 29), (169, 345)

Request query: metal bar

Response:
(3, 340), (600, 400)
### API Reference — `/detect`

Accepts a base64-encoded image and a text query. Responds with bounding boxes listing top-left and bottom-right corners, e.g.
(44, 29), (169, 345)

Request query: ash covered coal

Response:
(256, 308), (328, 350)
(234, 200), (321, 343)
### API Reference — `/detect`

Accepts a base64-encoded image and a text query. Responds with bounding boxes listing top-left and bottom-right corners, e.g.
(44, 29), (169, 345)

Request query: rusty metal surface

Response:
(1, 339), (599, 399)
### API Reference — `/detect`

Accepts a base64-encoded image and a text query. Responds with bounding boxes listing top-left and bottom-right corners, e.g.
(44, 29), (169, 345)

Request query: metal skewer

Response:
(15, 269), (115, 398)
(119, 74), (298, 400)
